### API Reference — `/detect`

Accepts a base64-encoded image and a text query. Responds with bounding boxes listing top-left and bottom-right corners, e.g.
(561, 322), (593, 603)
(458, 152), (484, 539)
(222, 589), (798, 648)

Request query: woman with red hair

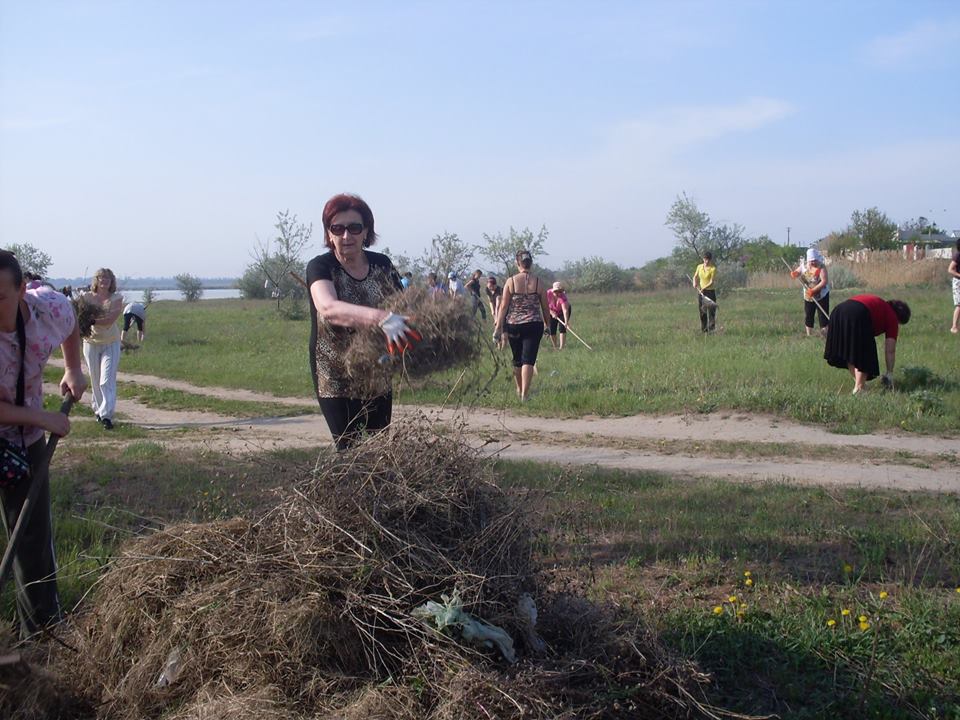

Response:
(306, 193), (417, 449)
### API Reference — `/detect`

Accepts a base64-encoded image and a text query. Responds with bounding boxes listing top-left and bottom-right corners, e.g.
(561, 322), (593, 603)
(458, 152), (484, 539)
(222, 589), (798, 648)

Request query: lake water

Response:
(120, 288), (242, 302)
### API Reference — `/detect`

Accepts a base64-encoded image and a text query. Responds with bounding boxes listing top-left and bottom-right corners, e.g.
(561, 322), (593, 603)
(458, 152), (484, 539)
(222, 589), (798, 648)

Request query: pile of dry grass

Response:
(18, 420), (722, 719)
(344, 289), (487, 398)
(71, 297), (104, 338)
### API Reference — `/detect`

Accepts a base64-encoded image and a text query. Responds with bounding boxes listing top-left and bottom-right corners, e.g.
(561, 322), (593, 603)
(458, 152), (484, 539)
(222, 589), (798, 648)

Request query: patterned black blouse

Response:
(306, 250), (402, 399)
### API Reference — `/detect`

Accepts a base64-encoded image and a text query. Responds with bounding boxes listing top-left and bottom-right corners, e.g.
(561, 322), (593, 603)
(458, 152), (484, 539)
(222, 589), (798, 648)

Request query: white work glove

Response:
(379, 312), (421, 355)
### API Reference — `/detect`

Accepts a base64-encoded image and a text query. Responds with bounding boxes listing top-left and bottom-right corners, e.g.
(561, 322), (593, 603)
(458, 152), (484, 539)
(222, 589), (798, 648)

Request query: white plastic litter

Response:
(412, 590), (516, 663)
(155, 646), (183, 687)
(516, 592), (547, 654)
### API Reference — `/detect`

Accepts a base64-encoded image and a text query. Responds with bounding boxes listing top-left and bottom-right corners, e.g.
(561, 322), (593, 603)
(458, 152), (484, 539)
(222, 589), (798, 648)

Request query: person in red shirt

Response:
(823, 294), (911, 394)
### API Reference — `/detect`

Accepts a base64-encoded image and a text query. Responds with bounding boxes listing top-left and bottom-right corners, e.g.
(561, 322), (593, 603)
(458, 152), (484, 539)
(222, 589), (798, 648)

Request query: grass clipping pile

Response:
(51, 422), (715, 719)
(344, 289), (487, 398)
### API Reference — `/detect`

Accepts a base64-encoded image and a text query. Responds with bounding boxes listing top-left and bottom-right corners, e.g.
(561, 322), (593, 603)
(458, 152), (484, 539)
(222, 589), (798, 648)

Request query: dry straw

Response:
(344, 288), (493, 399)
(7, 419), (726, 719)
(70, 297), (104, 338)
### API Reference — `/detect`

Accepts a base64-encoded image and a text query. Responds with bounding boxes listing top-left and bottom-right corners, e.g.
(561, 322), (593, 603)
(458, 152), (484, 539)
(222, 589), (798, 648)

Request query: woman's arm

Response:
(60, 322), (87, 400)
(495, 279), (513, 332)
(883, 337), (897, 375)
(96, 295), (124, 325)
(0, 402), (70, 437)
(949, 259), (960, 280)
(561, 299), (571, 325)
(310, 279), (388, 328)
(809, 267), (828, 294)
(538, 284), (550, 324)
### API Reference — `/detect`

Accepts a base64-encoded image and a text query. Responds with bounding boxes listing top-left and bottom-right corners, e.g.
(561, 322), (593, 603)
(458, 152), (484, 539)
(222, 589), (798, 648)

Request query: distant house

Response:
(898, 230), (957, 260)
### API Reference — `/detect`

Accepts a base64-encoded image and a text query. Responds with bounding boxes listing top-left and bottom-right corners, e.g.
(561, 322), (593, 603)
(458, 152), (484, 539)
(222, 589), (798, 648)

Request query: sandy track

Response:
(49, 360), (960, 493)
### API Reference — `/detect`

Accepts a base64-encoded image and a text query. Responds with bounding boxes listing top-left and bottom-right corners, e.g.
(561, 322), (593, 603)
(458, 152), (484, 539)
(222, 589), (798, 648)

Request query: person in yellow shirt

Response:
(693, 251), (717, 332)
(81, 268), (124, 430)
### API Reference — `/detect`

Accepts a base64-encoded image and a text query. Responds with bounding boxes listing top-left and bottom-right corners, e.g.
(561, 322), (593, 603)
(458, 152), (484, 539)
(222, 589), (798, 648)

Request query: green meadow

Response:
(117, 285), (959, 433)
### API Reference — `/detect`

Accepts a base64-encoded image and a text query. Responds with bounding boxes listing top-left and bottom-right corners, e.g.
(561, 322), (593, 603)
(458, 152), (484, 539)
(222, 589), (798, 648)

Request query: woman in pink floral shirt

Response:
(0, 250), (86, 638)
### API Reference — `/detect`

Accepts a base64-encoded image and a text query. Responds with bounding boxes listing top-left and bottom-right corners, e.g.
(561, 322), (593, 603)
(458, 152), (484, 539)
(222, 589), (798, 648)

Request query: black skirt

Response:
(823, 299), (879, 379)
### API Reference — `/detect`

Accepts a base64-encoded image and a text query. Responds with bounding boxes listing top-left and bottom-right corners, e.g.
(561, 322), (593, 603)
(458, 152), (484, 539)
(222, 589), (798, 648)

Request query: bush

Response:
(829, 265), (861, 289)
(236, 265), (270, 299)
(713, 262), (748, 291)
(563, 256), (633, 292)
(174, 273), (204, 302)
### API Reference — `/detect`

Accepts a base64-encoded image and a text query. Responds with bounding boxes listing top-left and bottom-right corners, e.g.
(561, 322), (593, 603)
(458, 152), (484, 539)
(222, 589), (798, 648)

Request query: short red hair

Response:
(321, 193), (378, 250)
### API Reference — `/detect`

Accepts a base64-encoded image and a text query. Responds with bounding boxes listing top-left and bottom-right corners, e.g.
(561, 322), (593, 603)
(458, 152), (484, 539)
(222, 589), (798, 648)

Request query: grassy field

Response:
(3, 443), (957, 718)
(112, 285), (959, 434)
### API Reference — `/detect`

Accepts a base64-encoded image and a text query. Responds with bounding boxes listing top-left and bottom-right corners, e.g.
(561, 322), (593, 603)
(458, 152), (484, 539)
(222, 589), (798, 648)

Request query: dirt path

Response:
(50, 361), (960, 493)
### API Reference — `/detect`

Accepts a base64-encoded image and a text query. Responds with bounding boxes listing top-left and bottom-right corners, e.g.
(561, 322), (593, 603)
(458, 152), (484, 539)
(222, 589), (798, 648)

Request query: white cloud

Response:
(606, 97), (795, 157)
(863, 18), (960, 67)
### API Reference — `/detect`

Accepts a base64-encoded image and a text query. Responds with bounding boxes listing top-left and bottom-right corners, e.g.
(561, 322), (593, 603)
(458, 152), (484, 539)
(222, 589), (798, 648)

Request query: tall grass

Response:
(750, 254), (952, 290)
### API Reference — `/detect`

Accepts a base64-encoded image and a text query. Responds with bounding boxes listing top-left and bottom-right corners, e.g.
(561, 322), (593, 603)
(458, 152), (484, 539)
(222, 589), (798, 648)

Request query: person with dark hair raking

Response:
(306, 193), (419, 450)
(823, 294), (911, 394)
(0, 249), (86, 638)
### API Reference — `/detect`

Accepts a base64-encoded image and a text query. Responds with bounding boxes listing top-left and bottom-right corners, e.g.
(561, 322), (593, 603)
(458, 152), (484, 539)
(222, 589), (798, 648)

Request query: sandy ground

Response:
(49, 359), (960, 492)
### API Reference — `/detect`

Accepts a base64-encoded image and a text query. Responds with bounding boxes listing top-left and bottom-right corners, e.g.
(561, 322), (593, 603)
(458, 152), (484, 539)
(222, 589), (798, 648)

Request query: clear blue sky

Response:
(2, 0), (958, 278)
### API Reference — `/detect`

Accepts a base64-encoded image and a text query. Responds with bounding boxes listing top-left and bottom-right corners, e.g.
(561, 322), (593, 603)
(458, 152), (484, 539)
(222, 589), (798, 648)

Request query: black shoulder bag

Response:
(0, 306), (33, 490)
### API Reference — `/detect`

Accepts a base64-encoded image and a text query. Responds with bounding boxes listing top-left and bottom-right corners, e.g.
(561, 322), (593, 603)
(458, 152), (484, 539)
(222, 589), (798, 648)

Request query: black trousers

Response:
(318, 394), (393, 451)
(0, 437), (61, 639)
(804, 294), (830, 329)
(698, 290), (717, 332)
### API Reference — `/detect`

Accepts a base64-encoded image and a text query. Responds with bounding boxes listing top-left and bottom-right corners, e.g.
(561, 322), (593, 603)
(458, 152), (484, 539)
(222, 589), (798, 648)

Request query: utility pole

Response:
(786, 227), (791, 246)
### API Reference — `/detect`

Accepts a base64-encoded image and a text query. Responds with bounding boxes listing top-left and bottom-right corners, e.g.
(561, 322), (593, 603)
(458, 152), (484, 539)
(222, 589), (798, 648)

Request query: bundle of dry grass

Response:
(0, 624), (86, 720)
(71, 296), (104, 338)
(46, 420), (721, 719)
(344, 288), (486, 398)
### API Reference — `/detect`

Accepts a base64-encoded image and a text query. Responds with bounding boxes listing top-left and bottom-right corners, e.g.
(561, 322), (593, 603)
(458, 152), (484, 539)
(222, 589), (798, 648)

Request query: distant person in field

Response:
(485, 275), (502, 322)
(693, 251), (717, 333)
(81, 268), (124, 430)
(0, 250), (86, 638)
(121, 300), (147, 344)
(823, 295), (911, 394)
(400, 271), (412, 290)
(426, 272), (446, 299)
(949, 238), (960, 335)
(494, 249), (550, 402)
(790, 247), (830, 337)
(465, 269), (486, 319)
(307, 193), (416, 450)
(546, 281), (572, 350)
(447, 271), (466, 298)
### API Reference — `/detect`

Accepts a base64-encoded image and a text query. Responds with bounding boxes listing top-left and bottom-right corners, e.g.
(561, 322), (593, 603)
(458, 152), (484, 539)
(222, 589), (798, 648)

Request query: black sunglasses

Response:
(329, 223), (364, 236)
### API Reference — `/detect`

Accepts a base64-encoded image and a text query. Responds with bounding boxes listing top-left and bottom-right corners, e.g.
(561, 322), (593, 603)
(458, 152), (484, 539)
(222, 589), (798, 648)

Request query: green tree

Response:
(665, 193), (712, 262)
(236, 265), (270, 299)
(251, 210), (313, 317)
(4, 243), (52, 277)
(478, 225), (549, 277)
(737, 235), (800, 272)
(175, 273), (204, 302)
(419, 231), (475, 279)
(141, 287), (156, 305)
(850, 207), (899, 251)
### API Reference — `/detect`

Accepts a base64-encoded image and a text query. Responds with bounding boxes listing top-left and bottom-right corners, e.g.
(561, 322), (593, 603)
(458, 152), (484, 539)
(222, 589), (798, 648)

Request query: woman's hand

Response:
(39, 409), (70, 437)
(60, 366), (87, 401)
(379, 312), (422, 354)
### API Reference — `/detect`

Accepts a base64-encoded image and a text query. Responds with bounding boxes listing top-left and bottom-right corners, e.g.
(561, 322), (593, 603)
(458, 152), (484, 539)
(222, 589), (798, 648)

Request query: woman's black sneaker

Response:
(102, 418), (114, 430)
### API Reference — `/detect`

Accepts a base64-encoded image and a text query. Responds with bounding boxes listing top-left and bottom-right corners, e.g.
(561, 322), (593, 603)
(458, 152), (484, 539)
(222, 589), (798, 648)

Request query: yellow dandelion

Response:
(827, 619), (836, 627)
(728, 595), (737, 603)
(843, 564), (853, 573)
(859, 621), (870, 631)
(739, 603), (748, 610)
(743, 570), (752, 578)
(879, 591), (888, 600)
(955, 587), (959, 594)
(745, 578), (754, 587)
(858, 615), (868, 623)
(713, 606), (723, 615)
(841, 609), (851, 616)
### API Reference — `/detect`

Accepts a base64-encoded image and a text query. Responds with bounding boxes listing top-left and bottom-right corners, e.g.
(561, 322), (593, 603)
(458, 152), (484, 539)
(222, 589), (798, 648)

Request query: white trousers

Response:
(82, 341), (120, 420)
